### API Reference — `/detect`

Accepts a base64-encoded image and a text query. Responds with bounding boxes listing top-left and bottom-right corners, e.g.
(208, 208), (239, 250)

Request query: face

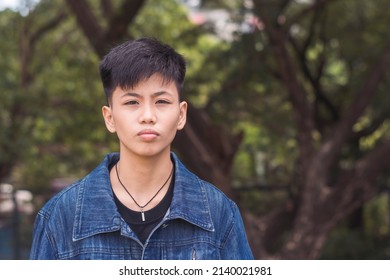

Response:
(102, 74), (187, 159)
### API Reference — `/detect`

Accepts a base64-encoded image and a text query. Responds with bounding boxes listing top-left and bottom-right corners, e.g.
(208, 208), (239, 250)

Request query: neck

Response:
(115, 149), (173, 196)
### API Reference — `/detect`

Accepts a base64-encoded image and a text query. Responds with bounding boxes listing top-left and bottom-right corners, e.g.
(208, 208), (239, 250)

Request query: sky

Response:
(0, 0), (19, 10)
(0, 0), (39, 11)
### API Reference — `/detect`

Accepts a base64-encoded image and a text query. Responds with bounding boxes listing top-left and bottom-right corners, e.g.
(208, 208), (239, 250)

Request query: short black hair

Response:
(99, 37), (186, 104)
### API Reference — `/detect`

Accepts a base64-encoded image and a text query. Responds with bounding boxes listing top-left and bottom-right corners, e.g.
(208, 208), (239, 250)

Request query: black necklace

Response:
(115, 163), (173, 222)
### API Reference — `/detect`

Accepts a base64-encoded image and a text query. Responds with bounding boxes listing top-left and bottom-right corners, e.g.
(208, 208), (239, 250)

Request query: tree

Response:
(64, 0), (389, 259)
(64, 0), (243, 198)
(240, 0), (390, 259)
(1, 0), (389, 259)
(0, 2), (67, 183)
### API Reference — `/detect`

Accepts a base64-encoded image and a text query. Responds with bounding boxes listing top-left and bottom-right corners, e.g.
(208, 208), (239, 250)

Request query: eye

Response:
(124, 100), (139, 105)
(156, 99), (171, 104)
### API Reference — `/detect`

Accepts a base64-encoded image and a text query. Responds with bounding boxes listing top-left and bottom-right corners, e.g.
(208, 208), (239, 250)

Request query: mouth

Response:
(137, 129), (159, 140)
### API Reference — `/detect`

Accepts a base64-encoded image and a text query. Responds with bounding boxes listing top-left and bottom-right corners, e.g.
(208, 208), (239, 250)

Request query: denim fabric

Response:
(29, 153), (254, 260)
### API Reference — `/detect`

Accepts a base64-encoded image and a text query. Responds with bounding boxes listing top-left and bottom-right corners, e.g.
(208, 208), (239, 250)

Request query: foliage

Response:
(0, 0), (228, 192)
(321, 193), (390, 259)
(0, 0), (389, 259)
(0, 10), (24, 168)
(0, 1), (112, 192)
(130, 0), (230, 106)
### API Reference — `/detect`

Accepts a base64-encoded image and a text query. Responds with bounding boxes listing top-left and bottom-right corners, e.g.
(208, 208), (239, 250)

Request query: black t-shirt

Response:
(112, 168), (175, 244)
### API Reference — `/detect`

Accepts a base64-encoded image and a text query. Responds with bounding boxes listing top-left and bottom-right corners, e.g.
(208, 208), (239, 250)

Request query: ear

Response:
(102, 105), (116, 133)
(177, 101), (187, 131)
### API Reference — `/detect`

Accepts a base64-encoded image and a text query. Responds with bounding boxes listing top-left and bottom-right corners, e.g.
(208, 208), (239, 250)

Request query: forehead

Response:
(113, 74), (179, 98)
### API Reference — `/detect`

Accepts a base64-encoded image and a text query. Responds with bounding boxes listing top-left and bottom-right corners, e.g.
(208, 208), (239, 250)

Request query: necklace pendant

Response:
(115, 163), (174, 224)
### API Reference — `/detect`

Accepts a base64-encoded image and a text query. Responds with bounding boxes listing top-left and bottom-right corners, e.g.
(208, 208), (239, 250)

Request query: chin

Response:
(136, 147), (170, 158)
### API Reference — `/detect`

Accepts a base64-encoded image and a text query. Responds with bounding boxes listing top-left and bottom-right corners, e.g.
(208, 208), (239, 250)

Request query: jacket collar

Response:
(73, 152), (214, 241)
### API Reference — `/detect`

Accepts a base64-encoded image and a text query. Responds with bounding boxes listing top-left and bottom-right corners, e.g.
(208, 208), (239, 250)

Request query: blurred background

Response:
(0, 0), (389, 260)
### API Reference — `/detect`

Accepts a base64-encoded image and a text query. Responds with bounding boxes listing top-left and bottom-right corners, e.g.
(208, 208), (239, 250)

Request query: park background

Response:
(0, 0), (389, 259)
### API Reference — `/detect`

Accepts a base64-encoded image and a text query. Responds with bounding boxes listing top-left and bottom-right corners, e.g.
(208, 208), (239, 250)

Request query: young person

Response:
(29, 37), (254, 260)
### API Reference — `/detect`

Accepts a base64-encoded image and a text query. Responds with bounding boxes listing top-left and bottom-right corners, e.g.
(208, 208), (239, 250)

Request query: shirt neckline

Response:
(112, 168), (175, 225)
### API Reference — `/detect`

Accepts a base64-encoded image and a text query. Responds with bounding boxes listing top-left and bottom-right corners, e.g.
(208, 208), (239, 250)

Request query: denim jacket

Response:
(29, 153), (254, 260)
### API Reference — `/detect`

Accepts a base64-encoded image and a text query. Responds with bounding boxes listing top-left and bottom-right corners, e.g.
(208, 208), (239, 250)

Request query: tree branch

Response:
(287, 0), (339, 27)
(318, 43), (390, 170)
(355, 138), (390, 180)
(351, 114), (388, 140)
(30, 11), (68, 45)
(253, 0), (316, 165)
(173, 103), (243, 198)
(328, 138), (390, 227)
(243, 198), (296, 259)
(341, 45), (390, 134)
(65, 0), (105, 56)
(289, 9), (339, 130)
(100, 0), (113, 19)
(66, 0), (146, 57)
(103, 0), (145, 44)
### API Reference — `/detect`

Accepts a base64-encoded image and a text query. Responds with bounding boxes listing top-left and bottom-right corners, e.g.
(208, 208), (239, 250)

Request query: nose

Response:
(138, 103), (157, 124)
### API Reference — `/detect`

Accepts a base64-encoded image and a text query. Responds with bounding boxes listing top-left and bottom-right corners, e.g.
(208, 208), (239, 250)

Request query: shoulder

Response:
(37, 178), (83, 221)
(37, 153), (117, 221)
(172, 152), (238, 216)
(199, 178), (239, 219)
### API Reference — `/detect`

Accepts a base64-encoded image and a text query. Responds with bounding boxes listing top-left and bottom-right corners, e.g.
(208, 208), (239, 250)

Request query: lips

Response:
(137, 129), (159, 140)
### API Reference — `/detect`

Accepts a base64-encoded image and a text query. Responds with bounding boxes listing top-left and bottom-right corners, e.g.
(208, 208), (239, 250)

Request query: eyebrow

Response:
(120, 91), (172, 99)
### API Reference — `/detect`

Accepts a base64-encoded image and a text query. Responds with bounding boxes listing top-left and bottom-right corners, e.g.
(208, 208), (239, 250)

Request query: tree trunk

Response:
(173, 103), (243, 199)
(0, 10), (67, 183)
(65, 0), (243, 199)
(249, 0), (390, 259)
